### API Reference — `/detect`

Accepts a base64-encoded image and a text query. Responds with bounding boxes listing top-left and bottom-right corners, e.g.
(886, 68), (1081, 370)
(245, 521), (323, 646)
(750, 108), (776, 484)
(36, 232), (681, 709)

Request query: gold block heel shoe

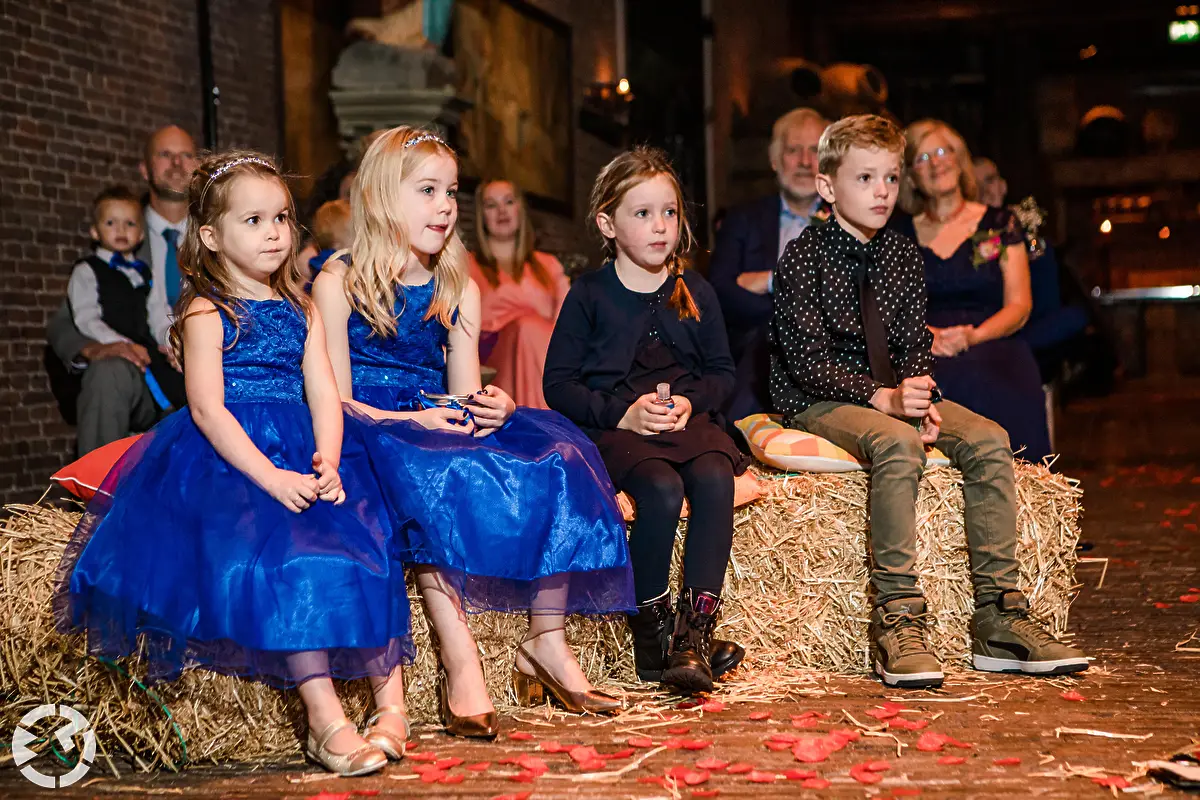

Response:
(513, 636), (623, 715)
(438, 672), (499, 739)
(305, 719), (387, 777)
(363, 704), (410, 761)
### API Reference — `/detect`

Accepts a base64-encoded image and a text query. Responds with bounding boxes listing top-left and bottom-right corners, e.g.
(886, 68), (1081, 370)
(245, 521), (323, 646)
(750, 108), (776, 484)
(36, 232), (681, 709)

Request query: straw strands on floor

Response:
(0, 462), (1080, 769)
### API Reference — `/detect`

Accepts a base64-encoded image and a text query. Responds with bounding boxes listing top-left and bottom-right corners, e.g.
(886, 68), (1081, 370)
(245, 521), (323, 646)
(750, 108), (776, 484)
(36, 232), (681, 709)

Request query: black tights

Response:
(620, 453), (735, 604)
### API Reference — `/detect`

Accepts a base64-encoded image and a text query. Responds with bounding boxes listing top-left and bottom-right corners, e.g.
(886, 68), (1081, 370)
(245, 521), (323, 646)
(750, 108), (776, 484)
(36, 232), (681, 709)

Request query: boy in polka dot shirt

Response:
(768, 115), (1087, 689)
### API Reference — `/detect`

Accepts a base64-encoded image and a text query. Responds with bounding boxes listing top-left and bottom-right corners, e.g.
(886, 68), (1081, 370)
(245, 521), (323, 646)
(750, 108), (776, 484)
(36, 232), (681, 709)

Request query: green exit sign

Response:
(1170, 19), (1199, 42)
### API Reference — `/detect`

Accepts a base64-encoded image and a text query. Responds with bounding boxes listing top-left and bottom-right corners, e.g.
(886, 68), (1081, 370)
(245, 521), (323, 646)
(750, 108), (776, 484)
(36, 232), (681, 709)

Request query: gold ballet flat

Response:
(305, 719), (387, 777)
(363, 704), (410, 760)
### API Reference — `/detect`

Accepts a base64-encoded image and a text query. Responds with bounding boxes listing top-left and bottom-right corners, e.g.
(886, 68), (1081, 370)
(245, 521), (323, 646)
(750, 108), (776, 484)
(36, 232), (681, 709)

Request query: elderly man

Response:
(46, 125), (198, 455)
(709, 107), (832, 423)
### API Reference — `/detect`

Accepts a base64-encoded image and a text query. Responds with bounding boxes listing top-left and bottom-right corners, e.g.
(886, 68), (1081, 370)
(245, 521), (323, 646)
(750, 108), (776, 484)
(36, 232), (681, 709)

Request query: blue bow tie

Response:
(109, 252), (148, 271)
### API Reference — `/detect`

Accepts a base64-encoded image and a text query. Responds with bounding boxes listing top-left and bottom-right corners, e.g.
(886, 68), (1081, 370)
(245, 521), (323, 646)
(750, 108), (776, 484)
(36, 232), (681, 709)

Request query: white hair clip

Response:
(403, 132), (449, 150)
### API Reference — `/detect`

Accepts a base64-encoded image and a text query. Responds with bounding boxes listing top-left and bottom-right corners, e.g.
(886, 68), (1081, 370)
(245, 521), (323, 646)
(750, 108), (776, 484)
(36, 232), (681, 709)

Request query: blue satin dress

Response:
(55, 299), (413, 687)
(347, 279), (635, 616)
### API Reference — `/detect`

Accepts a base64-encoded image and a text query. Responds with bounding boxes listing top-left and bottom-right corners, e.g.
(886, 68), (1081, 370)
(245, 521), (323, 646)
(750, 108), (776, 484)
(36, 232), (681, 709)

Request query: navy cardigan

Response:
(543, 262), (736, 432)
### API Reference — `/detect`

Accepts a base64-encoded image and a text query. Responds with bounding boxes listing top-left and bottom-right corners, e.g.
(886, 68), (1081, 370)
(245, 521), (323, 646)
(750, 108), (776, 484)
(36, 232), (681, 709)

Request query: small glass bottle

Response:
(655, 382), (675, 409)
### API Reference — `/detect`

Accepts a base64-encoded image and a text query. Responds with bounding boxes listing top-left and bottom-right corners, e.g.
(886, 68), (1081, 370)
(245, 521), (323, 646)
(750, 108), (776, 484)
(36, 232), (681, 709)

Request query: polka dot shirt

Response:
(768, 217), (935, 418)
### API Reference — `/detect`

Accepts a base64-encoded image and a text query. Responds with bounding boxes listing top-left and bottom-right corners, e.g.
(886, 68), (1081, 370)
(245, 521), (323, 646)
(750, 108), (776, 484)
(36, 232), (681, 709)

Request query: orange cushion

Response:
(616, 470), (763, 523)
(51, 435), (142, 501)
(735, 413), (951, 473)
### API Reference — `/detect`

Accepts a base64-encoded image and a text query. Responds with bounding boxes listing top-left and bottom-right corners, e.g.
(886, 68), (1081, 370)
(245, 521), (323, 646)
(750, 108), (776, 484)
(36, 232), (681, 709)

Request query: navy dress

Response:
(55, 299), (413, 687)
(895, 208), (1051, 462)
(346, 279), (635, 616)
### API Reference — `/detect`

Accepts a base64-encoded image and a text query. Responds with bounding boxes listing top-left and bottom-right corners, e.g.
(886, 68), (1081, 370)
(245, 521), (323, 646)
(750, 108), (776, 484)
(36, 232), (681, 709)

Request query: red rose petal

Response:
(1093, 776), (1131, 789)
(881, 701), (908, 712)
(849, 763), (883, 784)
(638, 776), (668, 786)
(676, 699), (701, 710)
(915, 732), (946, 752)
(683, 739), (713, 751)
(568, 745), (601, 763)
(1061, 690), (1086, 702)
(408, 751), (439, 762)
(467, 762), (491, 771)
(766, 740), (793, 752)
(627, 735), (655, 748)
(746, 770), (777, 783)
(440, 773), (465, 784)
(420, 769), (446, 783)
(691, 791), (721, 798)
(802, 778), (831, 789)
(938, 756), (967, 765)
(508, 731), (534, 741)
(792, 740), (830, 763)
(696, 757), (729, 771)
(685, 770), (712, 786)
(515, 754), (548, 774)
(435, 757), (464, 769)
(726, 762), (755, 774)
(887, 717), (930, 731)
(608, 747), (636, 759)
(792, 710), (830, 720)
(792, 716), (820, 729)
(829, 728), (862, 744)
(1181, 594), (1200, 603)
(701, 700), (726, 713)
(664, 738), (686, 749)
(509, 770), (538, 783)
(487, 794), (532, 800)
(993, 757), (1021, 766)
(578, 758), (607, 771)
(668, 725), (693, 735)
(769, 732), (801, 743)
(412, 763), (441, 774)
(865, 707), (899, 720)
(892, 789), (922, 797)
(539, 740), (568, 753)
(946, 737), (974, 749)
(865, 760), (891, 772)
(783, 769), (818, 780)
(496, 756), (519, 766)
(748, 711), (772, 721)
(1191, 587), (1200, 592)
(1155, 602), (1174, 609)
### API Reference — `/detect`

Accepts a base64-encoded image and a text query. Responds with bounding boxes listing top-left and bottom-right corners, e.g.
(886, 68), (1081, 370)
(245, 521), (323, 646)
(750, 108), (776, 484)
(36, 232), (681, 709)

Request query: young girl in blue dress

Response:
(544, 147), (749, 695)
(55, 152), (411, 776)
(313, 127), (634, 735)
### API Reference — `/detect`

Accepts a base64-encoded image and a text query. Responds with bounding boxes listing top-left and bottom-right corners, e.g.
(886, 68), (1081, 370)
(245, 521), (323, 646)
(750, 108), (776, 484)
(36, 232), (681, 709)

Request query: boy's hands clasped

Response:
(870, 375), (942, 444)
(618, 393), (692, 436)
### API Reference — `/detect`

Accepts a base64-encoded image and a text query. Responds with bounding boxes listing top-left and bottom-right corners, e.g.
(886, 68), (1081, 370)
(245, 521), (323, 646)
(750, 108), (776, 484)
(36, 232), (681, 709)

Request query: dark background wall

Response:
(0, 0), (280, 502)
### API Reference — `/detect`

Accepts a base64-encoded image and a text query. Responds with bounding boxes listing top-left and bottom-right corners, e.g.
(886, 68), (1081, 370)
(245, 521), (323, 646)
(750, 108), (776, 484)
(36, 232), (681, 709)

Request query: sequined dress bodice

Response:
(220, 299), (307, 404)
(347, 280), (447, 409)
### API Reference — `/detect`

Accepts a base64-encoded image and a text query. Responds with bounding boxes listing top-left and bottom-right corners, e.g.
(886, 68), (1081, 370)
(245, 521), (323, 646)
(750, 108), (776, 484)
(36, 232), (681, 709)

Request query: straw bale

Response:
(0, 461), (1080, 768)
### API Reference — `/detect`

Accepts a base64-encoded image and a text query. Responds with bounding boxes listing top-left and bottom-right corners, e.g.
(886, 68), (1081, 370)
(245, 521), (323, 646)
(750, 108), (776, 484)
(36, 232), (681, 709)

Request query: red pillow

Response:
(51, 435), (142, 501)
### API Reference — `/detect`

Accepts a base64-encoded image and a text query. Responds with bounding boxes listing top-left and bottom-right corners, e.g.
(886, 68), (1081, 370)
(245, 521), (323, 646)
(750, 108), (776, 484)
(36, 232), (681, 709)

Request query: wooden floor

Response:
(3, 377), (1198, 799)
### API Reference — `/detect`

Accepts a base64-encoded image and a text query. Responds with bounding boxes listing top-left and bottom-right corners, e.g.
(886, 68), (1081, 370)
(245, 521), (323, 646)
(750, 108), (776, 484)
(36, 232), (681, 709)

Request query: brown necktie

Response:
(853, 250), (897, 387)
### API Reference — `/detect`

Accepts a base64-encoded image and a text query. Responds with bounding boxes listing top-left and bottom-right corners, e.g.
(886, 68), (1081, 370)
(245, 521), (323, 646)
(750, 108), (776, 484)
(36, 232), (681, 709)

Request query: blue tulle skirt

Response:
(54, 403), (414, 688)
(348, 389), (635, 616)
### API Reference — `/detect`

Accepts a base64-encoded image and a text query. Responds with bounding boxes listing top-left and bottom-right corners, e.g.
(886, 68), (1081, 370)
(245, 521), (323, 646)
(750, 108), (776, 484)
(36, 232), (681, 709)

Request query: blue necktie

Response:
(162, 228), (181, 306)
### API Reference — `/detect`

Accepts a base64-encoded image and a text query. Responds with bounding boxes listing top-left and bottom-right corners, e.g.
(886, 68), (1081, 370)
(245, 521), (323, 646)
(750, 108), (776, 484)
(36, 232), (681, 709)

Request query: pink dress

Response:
(468, 252), (570, 409)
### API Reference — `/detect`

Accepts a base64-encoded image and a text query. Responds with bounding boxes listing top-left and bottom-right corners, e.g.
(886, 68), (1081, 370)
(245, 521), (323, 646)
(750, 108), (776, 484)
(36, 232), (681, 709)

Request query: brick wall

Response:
(0, 0), (280, 503)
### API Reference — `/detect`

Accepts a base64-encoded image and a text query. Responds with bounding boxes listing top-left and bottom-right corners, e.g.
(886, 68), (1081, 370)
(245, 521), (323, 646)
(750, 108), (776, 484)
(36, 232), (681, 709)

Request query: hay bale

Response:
(0, 461), (1080, 769)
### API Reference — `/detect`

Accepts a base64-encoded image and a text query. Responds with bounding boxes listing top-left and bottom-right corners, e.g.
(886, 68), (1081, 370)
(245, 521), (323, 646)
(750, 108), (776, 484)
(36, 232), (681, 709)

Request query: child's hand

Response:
(412, 407), (475, 435)
(871, 376), (935, 419)
(312, 452), (345, 505)
(263, 468), (320, 513)
(470, 385), (515, 437)
(617, 393), (676, 436)
(918, 402), (942, 444)
(668, 395), (692, 432)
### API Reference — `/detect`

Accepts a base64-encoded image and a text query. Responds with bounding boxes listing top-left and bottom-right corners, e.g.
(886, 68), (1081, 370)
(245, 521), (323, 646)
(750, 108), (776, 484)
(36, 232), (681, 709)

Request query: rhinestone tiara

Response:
(207, 156), (274, 184)
(403, 132), (449, 150)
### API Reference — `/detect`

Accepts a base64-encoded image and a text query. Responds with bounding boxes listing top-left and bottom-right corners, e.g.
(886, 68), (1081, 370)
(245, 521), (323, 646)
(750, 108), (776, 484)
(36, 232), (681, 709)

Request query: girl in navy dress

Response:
(313, 127), (634, 736)
(544, 148), (748, 695)
(55, 152), (411, 776)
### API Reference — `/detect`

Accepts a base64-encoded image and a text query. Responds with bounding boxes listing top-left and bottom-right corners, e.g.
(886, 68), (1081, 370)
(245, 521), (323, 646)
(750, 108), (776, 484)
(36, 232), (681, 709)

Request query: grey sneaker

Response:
(869, 597), (945, 689)
(971, 590), (1089, 675)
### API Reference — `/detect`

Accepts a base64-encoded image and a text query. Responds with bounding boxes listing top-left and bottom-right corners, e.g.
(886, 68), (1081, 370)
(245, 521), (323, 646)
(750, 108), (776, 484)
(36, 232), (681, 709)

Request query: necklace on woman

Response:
(924, 198), (966, 225)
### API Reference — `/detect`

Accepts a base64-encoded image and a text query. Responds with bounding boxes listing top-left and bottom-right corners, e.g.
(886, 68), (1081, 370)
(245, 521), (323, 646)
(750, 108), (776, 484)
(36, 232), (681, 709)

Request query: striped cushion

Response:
(735, 414), (950, 473)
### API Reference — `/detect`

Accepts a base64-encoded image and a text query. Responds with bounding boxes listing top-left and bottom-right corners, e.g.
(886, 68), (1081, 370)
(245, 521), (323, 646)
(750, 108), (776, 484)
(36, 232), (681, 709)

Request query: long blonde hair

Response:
(899, 118), (979, 216)
(472, 179), (553, 291)
(589, 146), (699, 321)
(170, 150), (308, 365)
(343, 126), (468, 336)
